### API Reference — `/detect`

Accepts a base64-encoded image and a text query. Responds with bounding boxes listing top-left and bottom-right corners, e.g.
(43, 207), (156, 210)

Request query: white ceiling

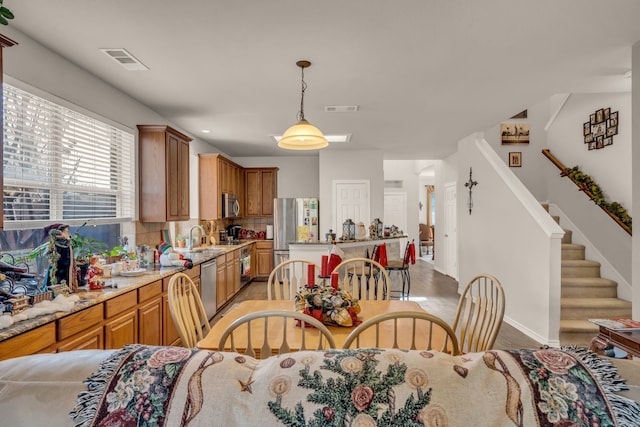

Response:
(5, 1), (638, 159)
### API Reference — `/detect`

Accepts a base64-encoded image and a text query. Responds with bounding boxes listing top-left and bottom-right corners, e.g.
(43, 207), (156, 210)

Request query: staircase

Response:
(550, 210), (633, 346)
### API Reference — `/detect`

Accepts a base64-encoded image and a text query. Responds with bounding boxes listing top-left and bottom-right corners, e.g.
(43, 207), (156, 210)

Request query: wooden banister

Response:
(542, 149), (631, 235)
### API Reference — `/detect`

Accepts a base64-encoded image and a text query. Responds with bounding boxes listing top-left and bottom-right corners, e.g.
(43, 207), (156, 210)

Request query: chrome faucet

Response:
(187, 225), (205, 250)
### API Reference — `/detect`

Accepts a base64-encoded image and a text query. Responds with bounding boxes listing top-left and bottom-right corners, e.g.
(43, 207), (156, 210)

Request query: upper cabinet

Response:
(199, 154), (244, 220)
(138, 125), (192, 222)
(244, 168), (278, 217)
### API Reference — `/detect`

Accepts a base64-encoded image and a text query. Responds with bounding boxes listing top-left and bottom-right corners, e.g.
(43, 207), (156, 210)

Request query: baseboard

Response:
(504, 315), (559, 347)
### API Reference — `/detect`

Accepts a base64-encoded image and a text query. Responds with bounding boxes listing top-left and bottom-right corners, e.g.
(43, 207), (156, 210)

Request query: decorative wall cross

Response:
(464, 167), (478, 214)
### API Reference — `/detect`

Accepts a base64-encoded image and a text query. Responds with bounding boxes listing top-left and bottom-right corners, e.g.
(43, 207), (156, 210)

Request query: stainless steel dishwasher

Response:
(200, 258), (217, 320)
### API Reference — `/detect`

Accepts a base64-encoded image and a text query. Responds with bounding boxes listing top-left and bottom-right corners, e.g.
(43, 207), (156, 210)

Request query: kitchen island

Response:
(288, 235), (407, 270)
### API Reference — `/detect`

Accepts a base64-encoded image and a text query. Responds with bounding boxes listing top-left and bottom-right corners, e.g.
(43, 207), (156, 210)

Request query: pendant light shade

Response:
(278, 60), (328, 150)
(279, 119), (328, 150)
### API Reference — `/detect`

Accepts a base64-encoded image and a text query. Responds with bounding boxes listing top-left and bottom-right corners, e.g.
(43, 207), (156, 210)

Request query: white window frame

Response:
(2, 79), (135, 230)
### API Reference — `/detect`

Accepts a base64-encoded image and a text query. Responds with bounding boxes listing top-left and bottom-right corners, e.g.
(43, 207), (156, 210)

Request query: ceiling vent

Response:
(100, 48), (149, 71)
(324, 105), (359, 113)
(384, 180), (403, 188)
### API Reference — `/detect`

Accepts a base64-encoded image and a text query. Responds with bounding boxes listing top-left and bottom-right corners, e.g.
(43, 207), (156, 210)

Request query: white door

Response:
(384, 192), (407, 233)
(333, 180), (370, 234)
(444, 182), (458, 280)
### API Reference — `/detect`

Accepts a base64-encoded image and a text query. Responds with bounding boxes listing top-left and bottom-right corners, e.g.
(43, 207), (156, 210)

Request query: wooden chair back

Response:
(331, 257), (391, 300)
(167, 272), (211, 348)
(267, 259), (318, 300)
(217, 310), (336, 359)
(342, 311), (460, 354)
(452, 273), (505, 353)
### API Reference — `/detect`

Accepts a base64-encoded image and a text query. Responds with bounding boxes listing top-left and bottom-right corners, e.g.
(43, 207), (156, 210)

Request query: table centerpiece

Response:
(294, 284), (361, 327)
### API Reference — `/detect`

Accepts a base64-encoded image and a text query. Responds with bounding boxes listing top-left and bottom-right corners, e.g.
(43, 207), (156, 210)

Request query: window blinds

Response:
(3, 84), (134, 229)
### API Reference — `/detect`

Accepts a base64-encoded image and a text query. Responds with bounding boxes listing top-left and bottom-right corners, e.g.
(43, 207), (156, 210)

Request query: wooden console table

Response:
(590, 326), (640, 359)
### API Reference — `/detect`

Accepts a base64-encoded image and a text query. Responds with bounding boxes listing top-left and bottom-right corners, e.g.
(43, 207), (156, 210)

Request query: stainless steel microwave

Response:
(222, 193), (240, 218)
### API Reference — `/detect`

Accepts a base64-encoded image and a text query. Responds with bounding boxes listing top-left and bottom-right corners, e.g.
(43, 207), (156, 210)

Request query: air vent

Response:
(100, 48), (149, 71)
(324, 105), (359, 113)
(384, 180), (403, 188)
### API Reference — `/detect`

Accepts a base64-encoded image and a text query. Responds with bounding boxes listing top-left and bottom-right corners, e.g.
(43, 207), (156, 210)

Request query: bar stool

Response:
(385, 240), (413, 299)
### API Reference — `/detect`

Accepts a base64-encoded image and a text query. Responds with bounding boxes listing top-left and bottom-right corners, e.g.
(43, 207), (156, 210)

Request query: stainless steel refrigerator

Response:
(273, 198), (319, 266)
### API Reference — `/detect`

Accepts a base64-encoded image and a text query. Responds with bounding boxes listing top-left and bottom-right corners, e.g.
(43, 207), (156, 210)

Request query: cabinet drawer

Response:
(57, 304), (104, 341)
(105, 291), (137, 318)
(138, 280), (162, 302)
(0, 322), (56, 360)
(256, 241), (273, 249)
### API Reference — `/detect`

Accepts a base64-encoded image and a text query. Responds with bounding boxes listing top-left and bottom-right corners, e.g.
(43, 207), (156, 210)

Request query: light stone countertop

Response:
(0, 241), (255, 342)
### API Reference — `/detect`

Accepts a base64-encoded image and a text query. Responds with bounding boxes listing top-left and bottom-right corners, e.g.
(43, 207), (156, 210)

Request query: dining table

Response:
(197, 299), (451, 354)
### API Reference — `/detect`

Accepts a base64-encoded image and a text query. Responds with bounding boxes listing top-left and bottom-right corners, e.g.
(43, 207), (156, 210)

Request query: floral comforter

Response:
(70, 345), (640, 427)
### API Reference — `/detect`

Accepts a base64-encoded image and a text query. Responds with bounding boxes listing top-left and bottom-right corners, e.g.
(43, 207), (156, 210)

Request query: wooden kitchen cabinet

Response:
(138, 125), (192, 222)
(138, 280), (163, 346)
(105, 310), (138, 349)
(0, 322), (56, 361)
(216, 253), (228, 308)
(104, 290), (138, 349)
(57, 325), (104, 352)
(255, 240), (274, 279)
(199, 154), (244, 219)
(245, 168), (278, 217)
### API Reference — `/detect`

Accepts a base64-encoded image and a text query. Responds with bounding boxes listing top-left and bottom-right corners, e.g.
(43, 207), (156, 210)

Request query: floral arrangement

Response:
(294, 285), (361, 327)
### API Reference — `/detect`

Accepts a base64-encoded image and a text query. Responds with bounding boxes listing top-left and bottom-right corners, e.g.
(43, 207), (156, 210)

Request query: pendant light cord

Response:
(298, 66), (307, 122)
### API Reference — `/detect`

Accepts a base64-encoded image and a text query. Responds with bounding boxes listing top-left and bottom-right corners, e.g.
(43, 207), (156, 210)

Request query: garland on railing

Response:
(561, 165), (632, 231)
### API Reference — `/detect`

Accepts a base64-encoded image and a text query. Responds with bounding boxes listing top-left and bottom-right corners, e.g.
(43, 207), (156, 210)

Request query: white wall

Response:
(434, 153), (458, 274)
(547, 93), (632, 213)
(383, 160), (421, 243)
(457, 135), (564, 345)
(483, 99), (552, 202)
(318, 150), (384, 239)
(633, 41), (640, 320)
(234, 156), (319, 198)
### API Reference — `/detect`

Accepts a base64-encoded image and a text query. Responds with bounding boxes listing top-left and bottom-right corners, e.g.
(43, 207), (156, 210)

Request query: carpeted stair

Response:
(548, 210), (633, 347)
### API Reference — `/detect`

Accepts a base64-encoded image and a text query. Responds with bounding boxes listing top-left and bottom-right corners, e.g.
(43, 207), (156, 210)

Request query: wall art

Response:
(501, 123), (529, 144)
(509, 152), (522, 167)
(584, 107), (617, 150)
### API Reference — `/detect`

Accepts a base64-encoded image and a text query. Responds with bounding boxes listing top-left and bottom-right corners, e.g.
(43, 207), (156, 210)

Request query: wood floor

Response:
(212, 256), (543, 350)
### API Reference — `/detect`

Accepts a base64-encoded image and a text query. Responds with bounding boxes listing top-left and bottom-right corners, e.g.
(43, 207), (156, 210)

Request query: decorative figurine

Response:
(43, 224), (76, 292)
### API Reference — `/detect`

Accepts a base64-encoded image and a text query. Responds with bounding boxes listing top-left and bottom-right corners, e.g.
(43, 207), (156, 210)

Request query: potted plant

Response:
(176, 235), (186, 248)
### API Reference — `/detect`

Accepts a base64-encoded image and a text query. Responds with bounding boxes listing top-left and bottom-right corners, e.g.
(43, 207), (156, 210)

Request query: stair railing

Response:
(542, 149), (631, 235)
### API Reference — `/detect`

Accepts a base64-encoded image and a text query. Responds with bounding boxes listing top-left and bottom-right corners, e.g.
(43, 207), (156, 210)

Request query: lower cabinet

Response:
(255, 240), (274, 279)
(0, 322), (56, 360)
(58, 325), (104, 352)
(105, 310), (138, 349)
(216, 253), (227, 309)
(139, 296), (163, 346)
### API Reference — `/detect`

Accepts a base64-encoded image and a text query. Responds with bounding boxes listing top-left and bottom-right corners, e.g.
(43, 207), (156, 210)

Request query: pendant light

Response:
(278, 60), (329, 150)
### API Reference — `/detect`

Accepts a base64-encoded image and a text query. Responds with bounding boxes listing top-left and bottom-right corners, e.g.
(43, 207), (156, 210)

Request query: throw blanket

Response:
(70, 345), (640, 427)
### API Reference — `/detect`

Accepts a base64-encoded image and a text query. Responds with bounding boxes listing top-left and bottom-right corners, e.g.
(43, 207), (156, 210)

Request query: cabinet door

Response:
(167, 134), (190, 220)
(216, 254), (227, 308)
(139, 296), (163, 346)
(225, 254), (236, 300)
(57, 325), (104, 352)
(163, 294), (181, 346)
(260, 169), (277, 216)
(245, 169), (261, 216)
(0, 323), (56, 361)
(199, 154), (220, 219)
(105, 310), (138, 349)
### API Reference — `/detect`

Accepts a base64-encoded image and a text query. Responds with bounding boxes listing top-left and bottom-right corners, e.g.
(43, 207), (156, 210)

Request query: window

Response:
(2, 84), (134, 230)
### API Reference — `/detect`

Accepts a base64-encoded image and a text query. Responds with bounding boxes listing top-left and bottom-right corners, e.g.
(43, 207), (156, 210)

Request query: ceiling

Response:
(5, 1), (639, 159)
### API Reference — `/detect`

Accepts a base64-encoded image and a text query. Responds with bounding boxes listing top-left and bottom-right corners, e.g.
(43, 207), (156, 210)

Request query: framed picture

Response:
(501, 123), (529, 144)
(596, 108), (604, 123)
(590, 113), (596, 124)
(584, 107), (618, 149)
(508, 152), (522, 167)
(604, 137), (613, 146)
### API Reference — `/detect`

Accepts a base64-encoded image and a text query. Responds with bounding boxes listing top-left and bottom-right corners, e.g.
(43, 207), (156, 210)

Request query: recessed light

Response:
(201, 129), (211, 133)
(272, 134), (351, 143)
